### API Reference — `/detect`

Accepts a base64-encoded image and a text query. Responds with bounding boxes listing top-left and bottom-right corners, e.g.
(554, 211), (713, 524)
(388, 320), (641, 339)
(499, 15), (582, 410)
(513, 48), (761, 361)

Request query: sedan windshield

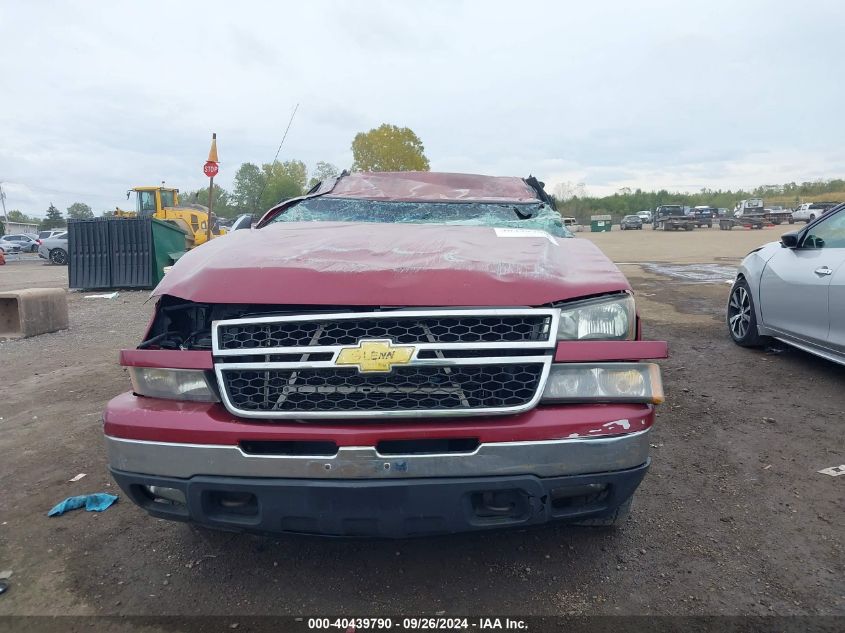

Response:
(269, 197), (572, 237)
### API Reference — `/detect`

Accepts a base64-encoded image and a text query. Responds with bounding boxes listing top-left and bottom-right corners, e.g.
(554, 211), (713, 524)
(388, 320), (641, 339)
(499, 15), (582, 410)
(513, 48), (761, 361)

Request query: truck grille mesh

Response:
(220, 364), (545, 413)
(212, 309), (556, 418)
(218, 315), (551, 350)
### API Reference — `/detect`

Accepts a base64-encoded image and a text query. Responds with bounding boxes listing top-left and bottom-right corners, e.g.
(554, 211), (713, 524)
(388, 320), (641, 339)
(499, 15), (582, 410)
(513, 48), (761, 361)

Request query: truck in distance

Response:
(653, 204), (696, 231)
(688, 206), (717, 228)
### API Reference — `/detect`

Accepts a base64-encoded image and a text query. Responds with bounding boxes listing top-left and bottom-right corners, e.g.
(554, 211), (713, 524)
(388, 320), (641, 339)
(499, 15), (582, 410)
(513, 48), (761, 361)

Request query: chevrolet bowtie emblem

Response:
(335, 339), (415, 373)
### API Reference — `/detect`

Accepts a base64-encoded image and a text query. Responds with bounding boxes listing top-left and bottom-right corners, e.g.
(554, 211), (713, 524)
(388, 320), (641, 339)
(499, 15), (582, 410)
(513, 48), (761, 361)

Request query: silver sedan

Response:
(728, 203), (845, 365)
(37, 231), (69, 265)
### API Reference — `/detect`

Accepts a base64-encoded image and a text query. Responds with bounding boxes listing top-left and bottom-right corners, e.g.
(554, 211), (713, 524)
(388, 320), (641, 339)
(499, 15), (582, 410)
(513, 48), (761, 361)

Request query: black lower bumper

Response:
(110, 462), (649, 538)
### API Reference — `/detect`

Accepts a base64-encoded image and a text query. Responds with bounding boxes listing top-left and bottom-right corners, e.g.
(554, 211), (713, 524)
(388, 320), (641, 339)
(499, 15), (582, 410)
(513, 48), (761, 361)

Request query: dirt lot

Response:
(0, 226), (842, 626)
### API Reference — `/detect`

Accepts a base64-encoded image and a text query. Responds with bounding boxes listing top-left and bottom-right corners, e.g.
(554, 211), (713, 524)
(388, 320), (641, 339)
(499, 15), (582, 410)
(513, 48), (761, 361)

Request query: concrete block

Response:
(0, 288), (69, 339)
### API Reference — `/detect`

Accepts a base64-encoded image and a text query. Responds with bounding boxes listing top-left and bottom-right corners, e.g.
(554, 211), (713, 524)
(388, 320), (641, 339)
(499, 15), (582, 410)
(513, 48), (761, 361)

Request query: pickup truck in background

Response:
(104, 171), (667, 537)
(792, 202), (840, 223)
(688, 206), (716, 228)
(653, 204), (696, 231)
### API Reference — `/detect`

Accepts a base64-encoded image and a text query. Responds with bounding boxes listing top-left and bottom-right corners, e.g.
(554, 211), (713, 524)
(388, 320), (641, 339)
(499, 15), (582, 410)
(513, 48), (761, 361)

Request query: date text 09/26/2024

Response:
(307, 617), (528, 630)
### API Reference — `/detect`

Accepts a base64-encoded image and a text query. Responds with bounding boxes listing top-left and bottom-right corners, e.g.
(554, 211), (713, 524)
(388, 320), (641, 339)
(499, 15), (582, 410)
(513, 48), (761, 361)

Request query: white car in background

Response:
(792, 202), (839, 223)
(38, 229), (67, 241)
(37, 231), (69, 265)
(728, 203), (845, 365)
(0, 233), (39, 252)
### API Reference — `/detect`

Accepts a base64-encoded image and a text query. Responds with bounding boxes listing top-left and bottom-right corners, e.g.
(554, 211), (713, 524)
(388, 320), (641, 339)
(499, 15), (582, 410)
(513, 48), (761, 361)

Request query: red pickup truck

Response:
(104, 171), (666, 537)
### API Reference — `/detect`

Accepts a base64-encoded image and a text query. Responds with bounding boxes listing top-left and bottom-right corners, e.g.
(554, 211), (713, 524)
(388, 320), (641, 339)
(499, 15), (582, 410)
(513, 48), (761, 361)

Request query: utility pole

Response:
(203, 134), (219, 244)
(0, 183), (9, 233)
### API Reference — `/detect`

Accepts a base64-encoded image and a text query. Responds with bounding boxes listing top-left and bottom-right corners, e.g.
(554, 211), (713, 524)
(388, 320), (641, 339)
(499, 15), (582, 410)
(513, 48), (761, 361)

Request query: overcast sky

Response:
(1, 0), (843, 217)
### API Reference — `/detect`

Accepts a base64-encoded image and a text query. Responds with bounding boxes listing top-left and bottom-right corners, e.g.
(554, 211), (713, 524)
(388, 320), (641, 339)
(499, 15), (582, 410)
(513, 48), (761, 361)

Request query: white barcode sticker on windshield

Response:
(494, 227), (558, 245)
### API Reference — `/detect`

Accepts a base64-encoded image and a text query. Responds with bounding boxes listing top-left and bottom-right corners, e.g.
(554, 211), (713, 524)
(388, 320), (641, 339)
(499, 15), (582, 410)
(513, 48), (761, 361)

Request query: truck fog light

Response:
(542, 363), (663, 404)
(129, 367), (219, 402)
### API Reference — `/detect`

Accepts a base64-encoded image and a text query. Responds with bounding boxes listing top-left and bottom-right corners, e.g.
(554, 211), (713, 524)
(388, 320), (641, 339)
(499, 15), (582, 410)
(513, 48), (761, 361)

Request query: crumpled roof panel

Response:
(328, 171), (540, 203)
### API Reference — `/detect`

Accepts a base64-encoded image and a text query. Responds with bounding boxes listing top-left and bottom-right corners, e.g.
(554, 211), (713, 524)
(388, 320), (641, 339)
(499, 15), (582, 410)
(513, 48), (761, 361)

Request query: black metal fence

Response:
(68, 218), (154, 289)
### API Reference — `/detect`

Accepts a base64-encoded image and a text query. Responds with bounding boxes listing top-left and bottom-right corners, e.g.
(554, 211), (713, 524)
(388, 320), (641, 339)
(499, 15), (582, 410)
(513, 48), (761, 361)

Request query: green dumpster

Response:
(151, 218), (190, 285)
(69, 217), (190, 290)
(590, 214), (612, 232)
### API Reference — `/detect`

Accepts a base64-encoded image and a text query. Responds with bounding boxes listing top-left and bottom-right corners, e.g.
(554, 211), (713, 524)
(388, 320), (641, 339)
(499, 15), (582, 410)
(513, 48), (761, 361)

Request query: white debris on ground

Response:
(817, 465), (845, 477)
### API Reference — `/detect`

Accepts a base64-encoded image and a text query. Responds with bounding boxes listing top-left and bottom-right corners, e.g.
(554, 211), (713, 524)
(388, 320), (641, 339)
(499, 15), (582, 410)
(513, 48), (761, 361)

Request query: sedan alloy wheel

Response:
(728, 285), (751, 339)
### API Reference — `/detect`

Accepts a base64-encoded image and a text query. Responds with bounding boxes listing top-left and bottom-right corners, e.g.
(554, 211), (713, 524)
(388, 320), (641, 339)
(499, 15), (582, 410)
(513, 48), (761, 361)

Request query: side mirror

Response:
(780, 232), (800, 248)
(232, 214), (253, 231)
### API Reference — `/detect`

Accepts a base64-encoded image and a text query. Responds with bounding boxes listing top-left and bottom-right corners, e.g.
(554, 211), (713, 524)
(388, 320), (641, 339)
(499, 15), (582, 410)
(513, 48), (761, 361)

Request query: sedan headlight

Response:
(557, 294), (635, 340)
(542, 363), (663, 404)
(129, 367), (219, 402)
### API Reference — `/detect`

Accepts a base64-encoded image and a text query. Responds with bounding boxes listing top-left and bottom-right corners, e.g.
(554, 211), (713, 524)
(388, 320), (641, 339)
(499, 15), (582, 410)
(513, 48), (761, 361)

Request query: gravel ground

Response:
(0, 228), (842, 628)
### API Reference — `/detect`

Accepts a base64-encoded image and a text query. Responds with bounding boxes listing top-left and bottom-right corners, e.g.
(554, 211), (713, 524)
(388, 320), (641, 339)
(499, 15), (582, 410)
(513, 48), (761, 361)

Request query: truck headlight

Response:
(541, 363), (663, 404)
(129, 367), (219, 402)
(557, 295), (635, 340)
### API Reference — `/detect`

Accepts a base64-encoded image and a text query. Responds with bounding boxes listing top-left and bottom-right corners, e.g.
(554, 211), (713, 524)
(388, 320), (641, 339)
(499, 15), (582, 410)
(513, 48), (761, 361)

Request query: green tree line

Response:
(557, 179), (845, 223)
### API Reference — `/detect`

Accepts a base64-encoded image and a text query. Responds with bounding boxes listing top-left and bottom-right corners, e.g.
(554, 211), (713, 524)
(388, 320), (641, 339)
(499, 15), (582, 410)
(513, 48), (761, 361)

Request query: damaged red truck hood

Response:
(153, 222), (630, 306)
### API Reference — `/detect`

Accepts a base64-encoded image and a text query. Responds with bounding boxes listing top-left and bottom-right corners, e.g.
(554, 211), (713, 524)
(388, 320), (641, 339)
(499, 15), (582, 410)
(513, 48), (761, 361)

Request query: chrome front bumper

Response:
(105, 429), (651, 480)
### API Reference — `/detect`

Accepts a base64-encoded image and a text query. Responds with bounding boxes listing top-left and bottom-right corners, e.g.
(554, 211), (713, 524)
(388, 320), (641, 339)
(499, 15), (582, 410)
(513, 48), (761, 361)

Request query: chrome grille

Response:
(218, 314), (552, 350)
(212, 308), (558, 419)
(221, 364), (545, 413)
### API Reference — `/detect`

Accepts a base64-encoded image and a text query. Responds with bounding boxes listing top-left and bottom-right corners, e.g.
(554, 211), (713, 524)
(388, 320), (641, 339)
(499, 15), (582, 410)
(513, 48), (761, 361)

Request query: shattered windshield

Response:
(269, 197), (573, 238)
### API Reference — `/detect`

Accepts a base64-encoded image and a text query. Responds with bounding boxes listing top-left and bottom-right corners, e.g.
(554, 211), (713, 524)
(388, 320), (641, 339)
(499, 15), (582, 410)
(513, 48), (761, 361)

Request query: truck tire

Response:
(683, 224), (693, 231)
(727, 279), (768, 347)
(571, 497), (633, 528)
(788, 217), (795, 224)
(809, 214), (816, 222)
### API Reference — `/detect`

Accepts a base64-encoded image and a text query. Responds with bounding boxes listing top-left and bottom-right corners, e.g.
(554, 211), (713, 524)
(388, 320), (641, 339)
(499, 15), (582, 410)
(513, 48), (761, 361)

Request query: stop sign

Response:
(203, 161), (219, 178)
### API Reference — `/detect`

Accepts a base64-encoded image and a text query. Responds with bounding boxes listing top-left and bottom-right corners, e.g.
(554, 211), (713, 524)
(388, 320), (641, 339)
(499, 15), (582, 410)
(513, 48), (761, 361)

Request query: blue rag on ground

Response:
(48, 493), (119, 516)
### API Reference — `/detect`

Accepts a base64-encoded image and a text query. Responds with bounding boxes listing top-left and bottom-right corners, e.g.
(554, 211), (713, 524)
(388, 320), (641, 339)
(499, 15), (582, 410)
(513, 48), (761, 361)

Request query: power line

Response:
(254, 103), (300, 214)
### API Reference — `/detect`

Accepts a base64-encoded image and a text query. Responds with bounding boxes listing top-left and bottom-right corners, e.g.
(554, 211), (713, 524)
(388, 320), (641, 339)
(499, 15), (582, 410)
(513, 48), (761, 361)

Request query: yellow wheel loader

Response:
(115, 186), (226, 248)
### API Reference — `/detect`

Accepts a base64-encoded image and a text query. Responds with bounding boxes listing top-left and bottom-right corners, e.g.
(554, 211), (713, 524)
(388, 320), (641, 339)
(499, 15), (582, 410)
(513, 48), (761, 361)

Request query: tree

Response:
(257, 160), (307, 210)
(308, 161), (340, 189)
(41, 203), (65, 230)
(553, 182), (585, 202)
(7, 209), (39, 224)
(67, 202), (94, 219)
(231, 162), (265, 215)
(351, 124), (430, 172)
